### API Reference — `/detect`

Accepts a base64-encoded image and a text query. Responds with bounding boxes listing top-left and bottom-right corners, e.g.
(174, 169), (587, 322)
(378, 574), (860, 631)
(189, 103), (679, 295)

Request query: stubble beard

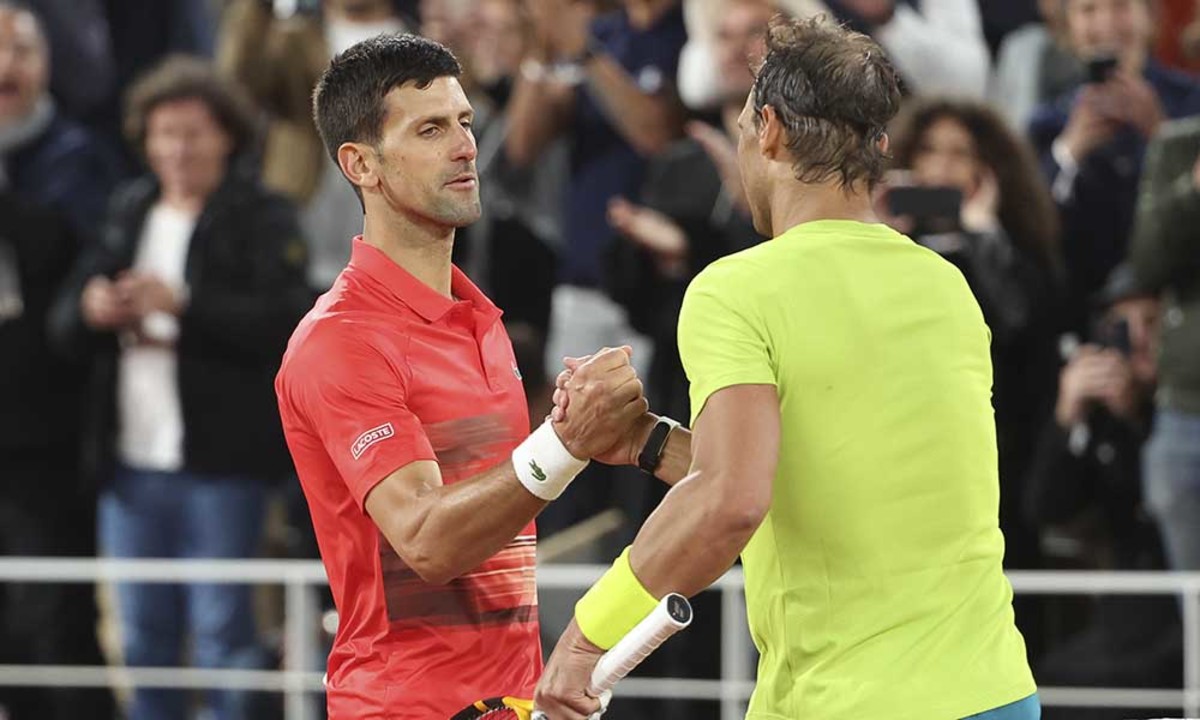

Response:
(430, 187), (482, 228)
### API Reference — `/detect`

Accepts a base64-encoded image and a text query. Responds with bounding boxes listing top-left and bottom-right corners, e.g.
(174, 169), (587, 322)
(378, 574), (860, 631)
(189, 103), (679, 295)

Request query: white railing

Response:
(0, 559), (1195, 720)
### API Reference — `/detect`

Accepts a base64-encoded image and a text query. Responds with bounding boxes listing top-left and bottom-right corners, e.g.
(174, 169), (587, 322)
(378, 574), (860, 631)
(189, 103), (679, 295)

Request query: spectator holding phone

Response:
(1025, 264), (1180, 702)
(1131, 117), (1200, 573)
(887, 97), (1063, 580)
(1029, 0), (1200, 328)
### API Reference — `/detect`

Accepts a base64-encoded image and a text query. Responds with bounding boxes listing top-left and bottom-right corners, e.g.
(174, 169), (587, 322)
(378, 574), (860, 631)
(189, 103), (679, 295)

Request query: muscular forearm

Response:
(627, 470), (758, 598)
(584, 55), (682, 156)
(375, 459), (547, 585)
(407, 463), (546, 584)
(626, 388), (778, 598)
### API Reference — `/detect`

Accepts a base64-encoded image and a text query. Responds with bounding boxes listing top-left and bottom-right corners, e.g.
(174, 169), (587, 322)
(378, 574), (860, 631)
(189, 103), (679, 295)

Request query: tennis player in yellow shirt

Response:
(533, 16), (1038, 720)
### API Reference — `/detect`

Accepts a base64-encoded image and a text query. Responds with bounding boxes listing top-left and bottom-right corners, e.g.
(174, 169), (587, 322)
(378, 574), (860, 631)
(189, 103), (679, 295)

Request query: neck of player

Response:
(362, 208), (456, 298)
(769, 180), (879, 237)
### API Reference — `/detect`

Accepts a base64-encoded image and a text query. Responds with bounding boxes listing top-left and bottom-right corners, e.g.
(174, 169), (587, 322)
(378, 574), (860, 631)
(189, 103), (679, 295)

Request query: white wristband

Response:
(512, 421), (589, 501)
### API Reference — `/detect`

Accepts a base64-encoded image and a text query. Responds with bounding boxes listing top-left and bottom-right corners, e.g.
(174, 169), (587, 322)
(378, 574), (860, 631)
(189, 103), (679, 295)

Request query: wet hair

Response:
(750, 16), (902, 189)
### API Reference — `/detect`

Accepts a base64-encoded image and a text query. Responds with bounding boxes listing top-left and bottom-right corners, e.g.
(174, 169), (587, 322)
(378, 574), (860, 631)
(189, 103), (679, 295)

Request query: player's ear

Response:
(337, 142), (381, 194)
(758, 104), (784, 160)
(877, 132), (890, 155)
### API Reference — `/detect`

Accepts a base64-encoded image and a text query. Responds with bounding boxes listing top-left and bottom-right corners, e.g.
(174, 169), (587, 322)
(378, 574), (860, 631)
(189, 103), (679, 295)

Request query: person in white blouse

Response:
(52, 57), (312, 720)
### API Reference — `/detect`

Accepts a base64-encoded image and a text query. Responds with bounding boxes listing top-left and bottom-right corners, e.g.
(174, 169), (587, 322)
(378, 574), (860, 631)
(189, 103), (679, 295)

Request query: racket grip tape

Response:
(588, 592), (692, 695)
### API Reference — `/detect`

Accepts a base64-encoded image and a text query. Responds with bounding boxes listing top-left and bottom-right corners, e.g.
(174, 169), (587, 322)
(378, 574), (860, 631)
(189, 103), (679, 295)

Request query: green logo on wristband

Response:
(529, 459), (547, 483)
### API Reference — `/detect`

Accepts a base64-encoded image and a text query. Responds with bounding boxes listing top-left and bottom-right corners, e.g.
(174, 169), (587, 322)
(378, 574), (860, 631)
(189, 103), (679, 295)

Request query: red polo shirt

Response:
(276, 239), (540, 719)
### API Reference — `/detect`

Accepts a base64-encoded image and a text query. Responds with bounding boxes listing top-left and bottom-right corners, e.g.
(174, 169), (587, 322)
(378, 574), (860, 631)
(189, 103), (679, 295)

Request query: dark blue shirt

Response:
(1029, 62), (1200, 313)
(8, 112), (124, 243)
(560, 3), (686, 288)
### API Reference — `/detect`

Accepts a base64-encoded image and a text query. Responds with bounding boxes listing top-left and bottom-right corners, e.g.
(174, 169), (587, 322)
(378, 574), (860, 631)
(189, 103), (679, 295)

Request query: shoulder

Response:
(107, 175), (158, 220)
(684, 246), (773, 315)
(222, 172), (299, 215)
(279, 311), (409, 401)
(1148, 62), (1200, 101)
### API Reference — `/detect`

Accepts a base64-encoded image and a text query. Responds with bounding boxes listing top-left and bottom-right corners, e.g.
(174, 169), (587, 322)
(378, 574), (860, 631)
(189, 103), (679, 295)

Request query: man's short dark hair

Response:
(124, 55), (258, 159)
(751, 16), (901, 189)
(312, 33), (462, 165)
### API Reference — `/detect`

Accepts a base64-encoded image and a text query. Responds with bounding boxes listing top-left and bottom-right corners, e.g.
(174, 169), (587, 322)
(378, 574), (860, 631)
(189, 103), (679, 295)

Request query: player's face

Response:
(910, 117), (983, 199)
(372, 77), (481, 229)
(736, 93), (771, 236)
(714, 2), (771, 105)
(144, 97), (234, 201)
(1065, 0), (1152, 65)
(0, 9), (47, 126)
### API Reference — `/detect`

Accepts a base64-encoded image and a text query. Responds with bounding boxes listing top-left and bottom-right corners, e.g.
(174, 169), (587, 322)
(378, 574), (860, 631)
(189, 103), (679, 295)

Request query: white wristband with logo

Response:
(512, 420), (589, 501)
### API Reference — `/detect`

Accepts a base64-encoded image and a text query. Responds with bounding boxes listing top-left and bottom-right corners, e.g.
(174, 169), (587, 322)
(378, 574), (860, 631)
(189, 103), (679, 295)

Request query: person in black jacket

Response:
(0, 193), (115, 720)
(0, 2), (124, 241)
(1026, 264), (1179, 720)
(50, 57), (312, 720)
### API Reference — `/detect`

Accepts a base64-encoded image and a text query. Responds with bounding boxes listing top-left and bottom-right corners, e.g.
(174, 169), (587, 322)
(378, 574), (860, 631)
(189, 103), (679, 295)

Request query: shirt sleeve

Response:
(287, 327), (437, 509)
(677, 263), (776, 425)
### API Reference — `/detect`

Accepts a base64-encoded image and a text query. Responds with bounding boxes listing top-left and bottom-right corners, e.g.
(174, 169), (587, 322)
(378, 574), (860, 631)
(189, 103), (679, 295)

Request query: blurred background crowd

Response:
(1, 0), (1200, 718)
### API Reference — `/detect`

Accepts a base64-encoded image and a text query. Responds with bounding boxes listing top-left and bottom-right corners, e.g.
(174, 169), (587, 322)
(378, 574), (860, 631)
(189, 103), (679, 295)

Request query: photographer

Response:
(1029, 0), (1200, 325)
(1027, 265), (1180, 708)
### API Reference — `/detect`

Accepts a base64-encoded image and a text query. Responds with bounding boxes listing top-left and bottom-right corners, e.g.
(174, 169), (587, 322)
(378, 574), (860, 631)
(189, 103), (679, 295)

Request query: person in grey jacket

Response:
(1131, 116), (1200, 572)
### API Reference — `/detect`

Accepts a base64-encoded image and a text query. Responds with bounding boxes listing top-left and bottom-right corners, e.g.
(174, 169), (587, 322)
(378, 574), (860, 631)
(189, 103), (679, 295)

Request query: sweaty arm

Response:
(365, 459), (548, 586)
(629, 385), (779, 597)
(289, 337), (644, 586)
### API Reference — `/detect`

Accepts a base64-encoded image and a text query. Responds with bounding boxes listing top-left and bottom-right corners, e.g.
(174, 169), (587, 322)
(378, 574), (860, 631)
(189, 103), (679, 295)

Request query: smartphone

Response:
(886, 186), (963, 232)
(1086, 54), (1119, 84)
(1096, 317), (1132, 356)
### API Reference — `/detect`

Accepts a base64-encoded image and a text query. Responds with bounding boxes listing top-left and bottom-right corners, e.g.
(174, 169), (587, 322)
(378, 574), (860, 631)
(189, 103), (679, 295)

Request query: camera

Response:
(1085, 54), (1119, 84)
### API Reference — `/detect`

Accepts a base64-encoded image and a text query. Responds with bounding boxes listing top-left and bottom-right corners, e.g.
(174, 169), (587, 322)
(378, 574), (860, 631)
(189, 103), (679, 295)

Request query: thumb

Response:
(563, 355), (586, 370)
(619, 345), (633, 359)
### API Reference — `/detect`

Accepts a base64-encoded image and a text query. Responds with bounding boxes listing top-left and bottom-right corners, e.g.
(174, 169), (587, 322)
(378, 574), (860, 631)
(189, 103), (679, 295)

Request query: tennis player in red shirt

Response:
(275, 35), (648, 719)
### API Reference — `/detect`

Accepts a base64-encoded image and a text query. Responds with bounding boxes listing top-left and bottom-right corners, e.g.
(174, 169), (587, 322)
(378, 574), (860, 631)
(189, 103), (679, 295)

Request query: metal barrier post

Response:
(1184, 582), (1200, 719)
(720, 579), (749, 720)
(285, 573), (318, 720)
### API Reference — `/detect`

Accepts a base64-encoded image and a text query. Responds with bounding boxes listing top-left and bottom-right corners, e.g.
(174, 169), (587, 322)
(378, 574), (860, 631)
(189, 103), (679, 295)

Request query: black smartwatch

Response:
(637, 416), (681, 475)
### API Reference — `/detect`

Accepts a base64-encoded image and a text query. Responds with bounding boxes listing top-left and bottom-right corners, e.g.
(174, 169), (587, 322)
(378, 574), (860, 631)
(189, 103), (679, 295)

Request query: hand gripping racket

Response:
(533, 592), (693, 720)
(450, 593), (692, 720)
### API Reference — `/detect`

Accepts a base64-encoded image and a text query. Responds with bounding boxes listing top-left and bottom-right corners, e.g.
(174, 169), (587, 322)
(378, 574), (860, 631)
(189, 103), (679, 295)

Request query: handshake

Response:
(547, 346), (657, 468)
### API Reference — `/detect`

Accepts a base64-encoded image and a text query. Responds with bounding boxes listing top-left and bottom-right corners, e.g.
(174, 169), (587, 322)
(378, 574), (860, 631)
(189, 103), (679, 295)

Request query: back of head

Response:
(750, 16), (901, 190)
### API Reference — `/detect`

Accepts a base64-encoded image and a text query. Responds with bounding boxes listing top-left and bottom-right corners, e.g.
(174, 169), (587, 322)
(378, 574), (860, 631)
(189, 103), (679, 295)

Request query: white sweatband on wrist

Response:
(512, 420), (589, 501)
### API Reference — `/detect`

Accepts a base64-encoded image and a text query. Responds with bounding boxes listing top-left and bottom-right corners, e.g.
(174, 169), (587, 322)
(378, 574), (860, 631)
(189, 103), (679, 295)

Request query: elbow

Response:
(708, 480), (770, 542)
(380, 523), (462, 585)
(395, 541), (460, 586)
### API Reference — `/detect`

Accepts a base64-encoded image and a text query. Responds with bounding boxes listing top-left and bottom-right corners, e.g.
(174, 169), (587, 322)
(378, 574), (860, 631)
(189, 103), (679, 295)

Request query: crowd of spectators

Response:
(0, 0), (1199, 718)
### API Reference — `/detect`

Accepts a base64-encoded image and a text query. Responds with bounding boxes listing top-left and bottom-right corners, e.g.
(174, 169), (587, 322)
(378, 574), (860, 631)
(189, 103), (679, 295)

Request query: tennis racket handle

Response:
(587, 592), (693, 696)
